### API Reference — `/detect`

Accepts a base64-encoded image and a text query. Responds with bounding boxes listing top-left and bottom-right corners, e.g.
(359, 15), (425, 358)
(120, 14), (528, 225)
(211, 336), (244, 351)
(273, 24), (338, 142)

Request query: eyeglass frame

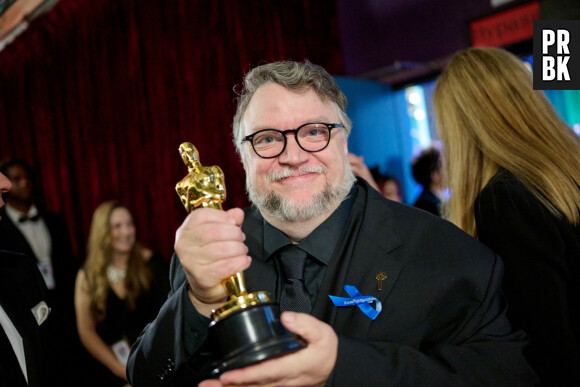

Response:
(241, 122), (344, 159)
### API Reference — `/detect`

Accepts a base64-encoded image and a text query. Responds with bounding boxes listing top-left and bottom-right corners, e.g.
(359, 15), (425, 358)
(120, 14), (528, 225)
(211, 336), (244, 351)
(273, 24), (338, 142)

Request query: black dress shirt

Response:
(263, 185), (356, 305)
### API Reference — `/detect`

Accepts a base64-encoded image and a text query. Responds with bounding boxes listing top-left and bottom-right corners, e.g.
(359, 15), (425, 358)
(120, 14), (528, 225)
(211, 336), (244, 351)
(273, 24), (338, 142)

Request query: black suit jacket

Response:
(0, 210), (78, 321)
(0, 210), (79, 299)
(0, 250), (58, 387)
(0, 210), (83, 384)
(475, 170), (580, 386)
(128, 180), (538, 386)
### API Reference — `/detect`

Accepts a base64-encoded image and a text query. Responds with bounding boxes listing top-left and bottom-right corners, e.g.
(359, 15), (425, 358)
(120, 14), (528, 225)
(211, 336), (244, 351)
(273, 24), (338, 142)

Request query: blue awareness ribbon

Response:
(328, 285), (382, 320)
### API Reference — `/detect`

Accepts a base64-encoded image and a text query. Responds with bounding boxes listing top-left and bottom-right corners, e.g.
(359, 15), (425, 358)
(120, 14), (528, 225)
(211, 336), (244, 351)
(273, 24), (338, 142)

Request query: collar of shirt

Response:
(263, 184), (358, 265)
(5, 203), (40, 224)
(4, 203), (53, 270)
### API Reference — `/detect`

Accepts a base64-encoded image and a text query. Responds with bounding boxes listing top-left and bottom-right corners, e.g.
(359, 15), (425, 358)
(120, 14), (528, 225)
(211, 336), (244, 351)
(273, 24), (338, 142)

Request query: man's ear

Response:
(240, 148), (250, 170)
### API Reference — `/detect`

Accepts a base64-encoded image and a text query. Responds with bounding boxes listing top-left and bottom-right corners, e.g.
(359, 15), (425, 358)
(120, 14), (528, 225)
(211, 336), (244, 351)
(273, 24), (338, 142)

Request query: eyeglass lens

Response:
(251, 124), (331, 158)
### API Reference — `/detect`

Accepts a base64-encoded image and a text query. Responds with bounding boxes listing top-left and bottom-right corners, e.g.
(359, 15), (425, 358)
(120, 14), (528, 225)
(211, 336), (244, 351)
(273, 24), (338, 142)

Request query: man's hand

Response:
(174, 207), (251, 317)
(199, 312), (338, 386)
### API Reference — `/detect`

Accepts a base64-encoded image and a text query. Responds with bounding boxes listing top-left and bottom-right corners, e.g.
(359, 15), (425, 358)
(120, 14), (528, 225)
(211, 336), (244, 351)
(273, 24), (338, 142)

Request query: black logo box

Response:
(533, 20), (580, 90)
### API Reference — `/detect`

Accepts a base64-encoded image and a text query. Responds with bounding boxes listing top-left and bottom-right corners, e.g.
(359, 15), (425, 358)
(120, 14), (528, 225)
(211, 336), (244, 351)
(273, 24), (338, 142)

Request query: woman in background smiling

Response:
(75, 201), (168, 386)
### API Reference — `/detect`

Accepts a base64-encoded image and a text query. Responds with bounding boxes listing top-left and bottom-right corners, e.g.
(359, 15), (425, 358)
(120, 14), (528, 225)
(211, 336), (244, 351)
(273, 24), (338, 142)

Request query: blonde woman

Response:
(75, 201), (168, 386)
(434, 47), (580, 386)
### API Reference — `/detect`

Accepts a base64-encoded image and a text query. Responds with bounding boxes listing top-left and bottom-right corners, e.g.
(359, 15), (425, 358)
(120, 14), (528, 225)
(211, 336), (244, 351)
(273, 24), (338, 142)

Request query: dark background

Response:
(0, 0), (577, 262)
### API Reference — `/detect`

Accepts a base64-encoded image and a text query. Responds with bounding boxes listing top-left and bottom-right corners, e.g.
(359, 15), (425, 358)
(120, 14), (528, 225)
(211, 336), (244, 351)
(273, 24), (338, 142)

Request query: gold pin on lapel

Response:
(376, 272), (387, 291)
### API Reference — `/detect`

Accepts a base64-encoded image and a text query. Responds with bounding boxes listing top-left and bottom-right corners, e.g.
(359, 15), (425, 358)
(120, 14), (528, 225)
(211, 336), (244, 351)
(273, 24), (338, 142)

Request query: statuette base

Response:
(210, 302), (306, 376)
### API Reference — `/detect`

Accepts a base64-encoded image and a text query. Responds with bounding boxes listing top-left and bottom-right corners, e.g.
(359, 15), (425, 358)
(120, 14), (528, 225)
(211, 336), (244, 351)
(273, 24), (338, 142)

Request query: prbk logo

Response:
(533, 20), (580, 90)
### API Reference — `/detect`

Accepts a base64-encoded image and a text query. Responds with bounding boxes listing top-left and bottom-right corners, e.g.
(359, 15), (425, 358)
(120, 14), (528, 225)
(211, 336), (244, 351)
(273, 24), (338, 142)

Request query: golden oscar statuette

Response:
(176, 142), (306, 376)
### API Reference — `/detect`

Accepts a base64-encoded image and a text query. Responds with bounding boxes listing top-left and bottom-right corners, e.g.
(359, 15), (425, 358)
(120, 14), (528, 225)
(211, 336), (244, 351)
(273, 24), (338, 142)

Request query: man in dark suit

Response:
(0, 159), (79, 305)
(0, 159), (82, 385)
(412, 147), (443, 216)
(127, 61), (538, 386)
(0, 171), (58, 387)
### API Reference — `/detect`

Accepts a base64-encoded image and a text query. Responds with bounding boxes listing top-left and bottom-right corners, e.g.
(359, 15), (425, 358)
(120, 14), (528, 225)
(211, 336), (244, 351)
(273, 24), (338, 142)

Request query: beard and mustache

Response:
(246, 157), (356, 223)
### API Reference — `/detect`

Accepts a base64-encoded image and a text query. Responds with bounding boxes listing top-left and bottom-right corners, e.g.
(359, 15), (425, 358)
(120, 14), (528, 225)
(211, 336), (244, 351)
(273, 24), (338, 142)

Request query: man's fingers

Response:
(201, 240), (249, 261)
(181, 207), (241, 229)
(190, 223), (247, 246)
(280, 312), (327, 343)
(198, 380), (222, 387)
(175, 213), (246, 251)
(226, 207), (245, 226)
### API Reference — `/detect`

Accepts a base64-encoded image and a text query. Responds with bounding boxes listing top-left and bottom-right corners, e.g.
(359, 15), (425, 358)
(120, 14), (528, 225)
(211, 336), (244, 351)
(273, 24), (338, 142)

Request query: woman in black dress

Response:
(75, 201), (169, 386)
(434, 47), (580, 386)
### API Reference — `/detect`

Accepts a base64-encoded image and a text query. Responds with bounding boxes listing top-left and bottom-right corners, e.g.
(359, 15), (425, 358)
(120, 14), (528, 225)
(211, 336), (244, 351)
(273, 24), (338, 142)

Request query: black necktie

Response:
(279, 245), (312, 313)
(0, 325), (28, 386)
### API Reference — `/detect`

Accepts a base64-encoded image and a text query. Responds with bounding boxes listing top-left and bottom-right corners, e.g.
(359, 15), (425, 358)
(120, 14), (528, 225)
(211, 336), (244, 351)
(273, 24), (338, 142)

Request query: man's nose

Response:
(278, 134), (308, 163)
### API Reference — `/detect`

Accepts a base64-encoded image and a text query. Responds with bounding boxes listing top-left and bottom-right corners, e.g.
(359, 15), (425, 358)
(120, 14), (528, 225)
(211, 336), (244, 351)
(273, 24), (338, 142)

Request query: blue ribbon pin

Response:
(329, 285), (382, 320)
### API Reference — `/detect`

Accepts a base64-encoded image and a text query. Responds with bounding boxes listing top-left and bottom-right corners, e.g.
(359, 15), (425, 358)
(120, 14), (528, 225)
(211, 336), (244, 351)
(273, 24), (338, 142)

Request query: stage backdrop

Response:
(0, 0), (343, 262)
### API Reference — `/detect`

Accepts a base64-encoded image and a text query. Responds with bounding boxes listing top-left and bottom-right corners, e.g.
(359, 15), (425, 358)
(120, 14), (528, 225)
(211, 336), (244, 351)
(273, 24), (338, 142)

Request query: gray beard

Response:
(246, 164), (356, 222)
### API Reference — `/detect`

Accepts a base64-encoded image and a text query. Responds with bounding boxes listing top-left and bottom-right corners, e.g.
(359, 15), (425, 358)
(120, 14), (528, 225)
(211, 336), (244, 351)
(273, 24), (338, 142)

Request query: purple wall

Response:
(336, 0), (494, 76)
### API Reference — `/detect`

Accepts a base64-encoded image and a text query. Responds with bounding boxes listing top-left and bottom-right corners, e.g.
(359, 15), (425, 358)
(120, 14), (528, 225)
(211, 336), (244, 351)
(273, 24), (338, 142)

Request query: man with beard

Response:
(127, 61), (538, 386)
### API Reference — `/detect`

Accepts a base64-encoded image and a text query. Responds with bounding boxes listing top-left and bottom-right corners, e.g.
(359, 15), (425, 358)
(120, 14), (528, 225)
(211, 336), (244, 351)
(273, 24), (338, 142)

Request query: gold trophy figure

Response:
(176, 142), (305, 376)
(176, 142), (226, 212)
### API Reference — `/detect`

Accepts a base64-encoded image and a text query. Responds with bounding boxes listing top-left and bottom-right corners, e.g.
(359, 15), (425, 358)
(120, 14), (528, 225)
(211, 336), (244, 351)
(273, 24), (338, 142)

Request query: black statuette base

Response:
(210, 302), (306, 376)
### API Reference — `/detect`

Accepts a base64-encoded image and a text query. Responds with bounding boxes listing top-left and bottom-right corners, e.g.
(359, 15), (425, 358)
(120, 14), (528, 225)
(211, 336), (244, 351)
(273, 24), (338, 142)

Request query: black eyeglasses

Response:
(241, 122), (344, 159)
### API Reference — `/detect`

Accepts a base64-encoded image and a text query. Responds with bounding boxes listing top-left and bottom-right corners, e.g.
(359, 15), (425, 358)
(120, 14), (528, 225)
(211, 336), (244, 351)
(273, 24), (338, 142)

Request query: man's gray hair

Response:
(232, 60), (352, 155)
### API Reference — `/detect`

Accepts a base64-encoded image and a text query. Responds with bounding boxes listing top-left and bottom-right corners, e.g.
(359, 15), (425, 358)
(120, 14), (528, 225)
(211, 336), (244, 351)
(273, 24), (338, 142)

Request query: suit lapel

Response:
(312, 183), (404, 336)
(0, 322), (28, 387)
(0, 251), (46, 386)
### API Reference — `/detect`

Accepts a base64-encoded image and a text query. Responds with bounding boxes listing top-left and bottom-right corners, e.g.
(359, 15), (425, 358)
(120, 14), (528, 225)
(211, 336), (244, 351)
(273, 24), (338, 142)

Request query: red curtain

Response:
(0, 0), (343, 261)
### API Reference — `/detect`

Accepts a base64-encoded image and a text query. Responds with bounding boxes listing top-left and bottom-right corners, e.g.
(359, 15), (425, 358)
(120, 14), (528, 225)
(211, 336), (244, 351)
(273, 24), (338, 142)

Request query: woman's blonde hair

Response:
(434, 47), (580, 237)
(84, 200), (151, 321)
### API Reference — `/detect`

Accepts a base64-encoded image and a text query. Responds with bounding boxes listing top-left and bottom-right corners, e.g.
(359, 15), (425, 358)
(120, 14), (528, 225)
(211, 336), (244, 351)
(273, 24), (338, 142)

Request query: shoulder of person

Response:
(483, 169), (525, 191)
(479, 170), (541, 212)
(0, 249), (35, 271)
(0, 250), (50, 296)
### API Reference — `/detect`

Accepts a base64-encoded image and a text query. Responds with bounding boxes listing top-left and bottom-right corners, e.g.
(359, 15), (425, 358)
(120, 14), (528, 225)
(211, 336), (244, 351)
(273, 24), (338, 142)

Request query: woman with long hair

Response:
(434, 46), (580, 386)
(75, 201), (168, 386)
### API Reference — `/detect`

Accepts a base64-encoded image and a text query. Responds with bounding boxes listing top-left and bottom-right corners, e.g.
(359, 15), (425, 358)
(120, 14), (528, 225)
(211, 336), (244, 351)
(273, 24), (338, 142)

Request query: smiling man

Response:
(127, 61), (538, 386)
(241, 81), (355, 234)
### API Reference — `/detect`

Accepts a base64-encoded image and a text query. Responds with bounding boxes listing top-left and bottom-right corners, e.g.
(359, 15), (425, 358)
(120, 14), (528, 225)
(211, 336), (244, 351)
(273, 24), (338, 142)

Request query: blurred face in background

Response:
(0, 172), (13, 218)
(4, 164), (33, 205)
(109, 207), (136, 255)
(381, 180), (402, 203)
